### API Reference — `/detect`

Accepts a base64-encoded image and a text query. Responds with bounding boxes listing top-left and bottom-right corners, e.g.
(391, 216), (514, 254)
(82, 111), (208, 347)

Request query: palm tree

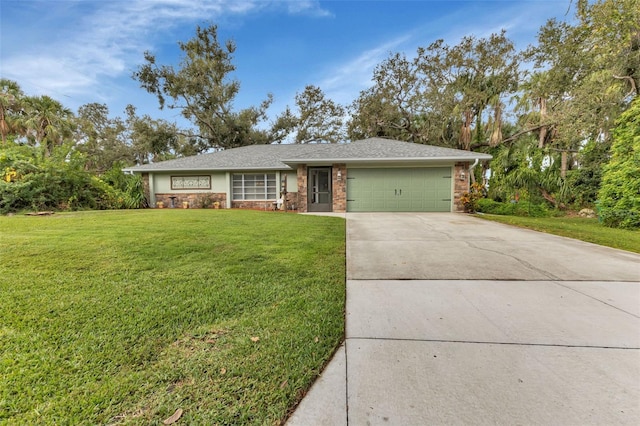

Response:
(22, 95), (74, 156)
(0, 79), (24, 146)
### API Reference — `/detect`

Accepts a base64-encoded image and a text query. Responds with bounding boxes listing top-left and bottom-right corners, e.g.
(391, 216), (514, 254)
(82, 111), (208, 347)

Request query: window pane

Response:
(232, 173), (278, 200)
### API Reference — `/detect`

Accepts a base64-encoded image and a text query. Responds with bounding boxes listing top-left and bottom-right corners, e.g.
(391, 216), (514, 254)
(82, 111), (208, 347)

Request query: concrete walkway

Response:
(287, 213), (640, 425)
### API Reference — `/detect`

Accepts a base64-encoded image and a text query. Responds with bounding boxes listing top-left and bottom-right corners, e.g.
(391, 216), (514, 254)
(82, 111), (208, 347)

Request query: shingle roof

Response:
(122, 144), (319, 172)
(283, 138), (493, 164)
(123, 138), (492, 172)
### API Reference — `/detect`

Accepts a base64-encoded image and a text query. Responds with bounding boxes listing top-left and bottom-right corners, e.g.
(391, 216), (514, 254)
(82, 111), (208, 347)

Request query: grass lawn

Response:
(477, 214), (640, 254)
(0, 210), (346, 425)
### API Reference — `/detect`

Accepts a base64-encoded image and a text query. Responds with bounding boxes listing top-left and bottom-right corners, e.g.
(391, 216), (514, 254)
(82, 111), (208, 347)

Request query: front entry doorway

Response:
(308, 167), (332, 212)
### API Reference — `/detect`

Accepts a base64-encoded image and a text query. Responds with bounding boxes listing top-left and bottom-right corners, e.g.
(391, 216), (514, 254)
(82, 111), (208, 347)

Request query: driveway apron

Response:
(288, 213), (640, 425)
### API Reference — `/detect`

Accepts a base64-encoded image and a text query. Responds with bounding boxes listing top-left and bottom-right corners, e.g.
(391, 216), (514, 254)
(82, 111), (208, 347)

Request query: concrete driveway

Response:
(288, 213), (640, 425)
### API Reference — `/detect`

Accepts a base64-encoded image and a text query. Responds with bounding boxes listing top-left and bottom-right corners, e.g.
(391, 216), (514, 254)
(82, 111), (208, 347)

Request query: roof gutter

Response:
(282, 155), (492, 166)
(122, 166), (293, 173)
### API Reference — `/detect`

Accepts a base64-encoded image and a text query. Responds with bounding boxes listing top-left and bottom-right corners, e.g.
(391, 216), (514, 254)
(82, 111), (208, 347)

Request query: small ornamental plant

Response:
(460, 182), (484, 213)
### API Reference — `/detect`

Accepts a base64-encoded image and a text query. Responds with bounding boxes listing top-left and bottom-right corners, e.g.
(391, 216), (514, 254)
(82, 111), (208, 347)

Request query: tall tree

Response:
(348, 31), (519, 150)
(125, 105), (181, 164)
(0, 79), (24, 146)
(75, 103), (132, 172)
(529, 2), (638, 136)
(133, 24), (274, 150)
(348, 53), (427, 143)
(417, 31), (519, 150)
(21, 95), (74, 157)
(274, 85), (345, 143)
(576, 0), (640, 99)
(517, 0), (639, 182)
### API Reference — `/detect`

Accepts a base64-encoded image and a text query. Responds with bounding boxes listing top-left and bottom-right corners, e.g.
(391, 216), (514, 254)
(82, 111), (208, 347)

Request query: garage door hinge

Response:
(346, 177), (355, 179)
(347, 199), (356, 202)
(443, 176), (452, 178)
(442, 199), (451, 201)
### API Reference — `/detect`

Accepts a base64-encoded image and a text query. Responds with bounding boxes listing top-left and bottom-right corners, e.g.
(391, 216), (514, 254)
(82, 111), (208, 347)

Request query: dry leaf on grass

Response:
(220, 367), (227, 375)
(163, 408), (183, 425)
(280, 379), (288, 389)
(250, 336), (260, 342)
(314, 336), (319, 343)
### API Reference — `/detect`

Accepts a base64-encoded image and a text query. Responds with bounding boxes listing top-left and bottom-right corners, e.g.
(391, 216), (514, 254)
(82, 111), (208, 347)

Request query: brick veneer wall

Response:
(297, 165), (308, 213)
(283, 192), (300, 211)
(231, 193), (300, 211)
(332, 164), (347, 213)
(453, 162), (470, 212)
(155, 192), (226, 208)
(296, 164), (345, 213)
(231, 200), (274, 210)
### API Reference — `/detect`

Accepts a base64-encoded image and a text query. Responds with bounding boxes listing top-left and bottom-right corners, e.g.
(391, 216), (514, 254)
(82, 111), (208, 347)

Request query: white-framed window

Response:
(171, 175), (211, 190)
(232, 173), (277, 200)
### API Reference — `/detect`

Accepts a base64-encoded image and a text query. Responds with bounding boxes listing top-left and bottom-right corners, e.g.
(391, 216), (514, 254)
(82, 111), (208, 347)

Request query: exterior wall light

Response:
(460, 171), (466, 181)
(337, 170), (342, 181)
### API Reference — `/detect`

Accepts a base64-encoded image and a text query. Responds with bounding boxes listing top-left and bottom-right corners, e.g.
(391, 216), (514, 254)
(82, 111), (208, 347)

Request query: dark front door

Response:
(308, 167), (332, 212)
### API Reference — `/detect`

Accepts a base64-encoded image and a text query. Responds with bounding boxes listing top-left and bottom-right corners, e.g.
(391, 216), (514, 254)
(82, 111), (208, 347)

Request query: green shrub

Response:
(597, 98), (640, 229)
(477, 198), (550, 217)
(0, 146), (146, 214)
(100, 163), (148, 209)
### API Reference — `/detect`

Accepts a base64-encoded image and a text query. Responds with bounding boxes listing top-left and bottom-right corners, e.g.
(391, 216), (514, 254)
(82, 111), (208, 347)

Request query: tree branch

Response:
(612, 74), (638, 98)
(500, 123), (549, 144)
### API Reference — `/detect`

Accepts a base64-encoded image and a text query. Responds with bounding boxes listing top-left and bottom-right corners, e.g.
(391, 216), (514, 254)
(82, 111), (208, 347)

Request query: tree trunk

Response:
(560, 150), (568, 179)
(538, 97), (547, 149)
(540, 187), (558, 208)
(460, 109), (472, 150)
(0, 118), (7, 146)
(489, 103), (503, 147)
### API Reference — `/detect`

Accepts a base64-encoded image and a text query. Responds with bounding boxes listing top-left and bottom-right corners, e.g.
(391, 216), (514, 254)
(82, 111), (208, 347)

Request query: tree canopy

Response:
(348, 31), (519, 150)
(274, 85), (346, 144)
(133, 25), (275, 150)
(598, 97), (640, 229)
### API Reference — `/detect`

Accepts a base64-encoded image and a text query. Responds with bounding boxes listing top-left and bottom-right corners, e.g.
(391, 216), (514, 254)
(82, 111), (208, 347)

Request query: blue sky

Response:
(0, 0), (573, 128)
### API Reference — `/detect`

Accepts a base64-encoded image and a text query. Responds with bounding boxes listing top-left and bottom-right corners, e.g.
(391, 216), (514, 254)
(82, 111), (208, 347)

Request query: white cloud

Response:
(286, 0), (333, 17)
(0, 0), (278, 109)
(318, 34), (412, 106)
(313, 0), (567, 110)
(1, 0), (570, 125)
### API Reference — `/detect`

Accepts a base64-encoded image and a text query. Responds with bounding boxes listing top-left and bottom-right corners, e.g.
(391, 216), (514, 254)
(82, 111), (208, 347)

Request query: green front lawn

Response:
(477, 214), (640, 254)
(0, 210), (346, 425)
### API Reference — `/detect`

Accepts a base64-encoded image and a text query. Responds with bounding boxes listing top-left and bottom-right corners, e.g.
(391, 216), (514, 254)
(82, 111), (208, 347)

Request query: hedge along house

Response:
(122, 138), (492, 213)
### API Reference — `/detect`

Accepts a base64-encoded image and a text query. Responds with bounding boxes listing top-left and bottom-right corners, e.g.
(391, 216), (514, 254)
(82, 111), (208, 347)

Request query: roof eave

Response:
(122, 165), (294, 173)
(282, 155), (492, 165)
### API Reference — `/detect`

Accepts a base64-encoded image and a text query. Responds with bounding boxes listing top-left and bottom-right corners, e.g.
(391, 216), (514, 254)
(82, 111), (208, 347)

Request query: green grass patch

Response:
(0, 210), (346, 424)
(477, 214), (640, 253)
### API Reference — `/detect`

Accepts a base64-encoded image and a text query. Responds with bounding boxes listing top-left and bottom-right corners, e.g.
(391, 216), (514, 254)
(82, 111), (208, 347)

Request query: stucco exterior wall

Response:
(282, 171), (298, 193)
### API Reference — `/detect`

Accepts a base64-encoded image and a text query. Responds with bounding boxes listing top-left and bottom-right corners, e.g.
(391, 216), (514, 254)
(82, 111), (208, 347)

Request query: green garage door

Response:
(347, 167), (452, 212)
